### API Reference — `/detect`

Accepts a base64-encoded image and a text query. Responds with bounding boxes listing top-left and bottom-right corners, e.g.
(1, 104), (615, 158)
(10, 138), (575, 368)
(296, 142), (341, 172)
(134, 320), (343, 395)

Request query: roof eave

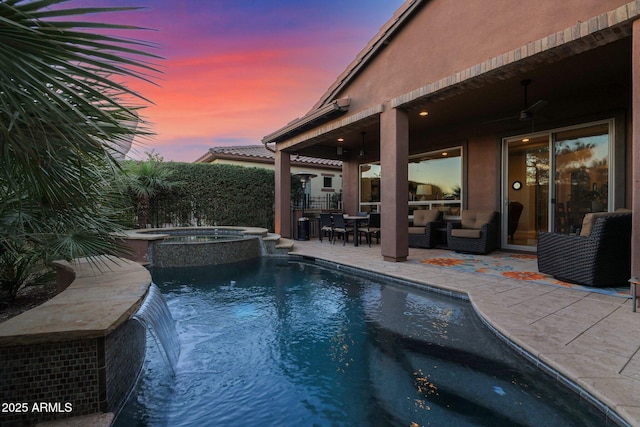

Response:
(312, 0), (424, 110)
(262, 97), (350, 145)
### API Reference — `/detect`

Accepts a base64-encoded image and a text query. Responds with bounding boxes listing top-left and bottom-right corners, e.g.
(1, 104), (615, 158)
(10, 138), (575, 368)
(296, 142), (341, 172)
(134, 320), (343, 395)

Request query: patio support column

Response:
(380, 106), (409, 262)
(275, 149), (291, 238)
(631, 19), (640, 306)
(341, 158), (359, 214)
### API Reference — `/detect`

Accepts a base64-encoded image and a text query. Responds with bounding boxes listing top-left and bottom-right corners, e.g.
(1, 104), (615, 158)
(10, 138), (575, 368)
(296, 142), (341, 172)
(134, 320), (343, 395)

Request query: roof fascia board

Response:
(262, 97), (350, 144)
(277, 104), (385, 152)
(193, 151), (215, 163)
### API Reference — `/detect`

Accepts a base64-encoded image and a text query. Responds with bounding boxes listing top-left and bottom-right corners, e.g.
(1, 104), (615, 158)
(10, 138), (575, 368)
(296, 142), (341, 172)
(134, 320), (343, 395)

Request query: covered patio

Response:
(264, 0), (639, 287)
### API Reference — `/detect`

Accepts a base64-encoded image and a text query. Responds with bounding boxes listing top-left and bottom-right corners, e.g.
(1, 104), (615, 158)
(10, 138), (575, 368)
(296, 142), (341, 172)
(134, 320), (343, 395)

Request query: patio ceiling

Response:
(275, 19), (632, 163)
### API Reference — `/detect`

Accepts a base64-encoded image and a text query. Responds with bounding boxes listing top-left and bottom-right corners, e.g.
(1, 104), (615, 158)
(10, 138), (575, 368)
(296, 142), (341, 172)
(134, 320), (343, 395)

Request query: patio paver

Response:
(290, 238), (640, 426)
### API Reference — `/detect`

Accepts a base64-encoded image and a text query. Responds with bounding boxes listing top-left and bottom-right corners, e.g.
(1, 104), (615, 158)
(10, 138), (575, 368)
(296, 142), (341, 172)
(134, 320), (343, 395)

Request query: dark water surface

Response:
(115, 257), (608, 426)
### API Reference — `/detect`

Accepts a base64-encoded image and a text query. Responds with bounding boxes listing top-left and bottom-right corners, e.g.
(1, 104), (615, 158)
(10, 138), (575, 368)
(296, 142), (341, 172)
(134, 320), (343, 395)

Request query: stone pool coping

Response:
(122, 225), (270, 240)
(0, 226), (276, 347)
(0, 256), (151, 347)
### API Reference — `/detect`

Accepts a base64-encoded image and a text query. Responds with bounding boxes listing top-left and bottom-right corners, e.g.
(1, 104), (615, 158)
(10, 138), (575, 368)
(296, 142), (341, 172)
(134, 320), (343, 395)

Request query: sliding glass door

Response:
(503, 121), (611, 250)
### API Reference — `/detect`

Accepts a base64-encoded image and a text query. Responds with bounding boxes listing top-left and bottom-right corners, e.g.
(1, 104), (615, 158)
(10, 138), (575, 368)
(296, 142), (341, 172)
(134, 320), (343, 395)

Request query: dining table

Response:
(343, 214), (369, 247)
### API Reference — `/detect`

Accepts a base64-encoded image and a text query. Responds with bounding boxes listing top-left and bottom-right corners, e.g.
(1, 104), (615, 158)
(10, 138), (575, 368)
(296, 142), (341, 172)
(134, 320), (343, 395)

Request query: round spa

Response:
(127, 227), (269, 268)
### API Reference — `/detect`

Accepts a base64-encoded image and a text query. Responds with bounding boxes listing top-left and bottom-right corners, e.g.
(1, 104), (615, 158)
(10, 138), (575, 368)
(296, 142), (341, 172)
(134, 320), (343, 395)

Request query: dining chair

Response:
(331, 213), (353, 245)
(319, 213), (333, 243)
(359, 213), (380, 247)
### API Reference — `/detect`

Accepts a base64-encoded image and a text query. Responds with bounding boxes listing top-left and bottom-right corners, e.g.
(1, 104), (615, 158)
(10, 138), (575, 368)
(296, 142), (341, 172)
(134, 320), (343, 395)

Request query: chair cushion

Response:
(460, 210), (494, 229)
(451, 228), (482, 238)
(408, 226), (425, 235)
(413, 209), (440, 226)
(579, 211), (627, 237)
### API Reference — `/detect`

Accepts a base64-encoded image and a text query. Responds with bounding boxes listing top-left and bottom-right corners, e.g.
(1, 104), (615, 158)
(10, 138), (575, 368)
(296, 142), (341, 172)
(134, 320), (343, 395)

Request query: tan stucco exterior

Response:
(265, 0), (638, 267)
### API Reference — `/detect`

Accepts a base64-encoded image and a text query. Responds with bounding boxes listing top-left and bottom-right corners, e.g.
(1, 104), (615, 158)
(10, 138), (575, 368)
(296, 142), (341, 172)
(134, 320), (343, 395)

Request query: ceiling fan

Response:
(358, 131), (367, 158)
(517, 79), (548, 120)
(487, 79), (548, 123)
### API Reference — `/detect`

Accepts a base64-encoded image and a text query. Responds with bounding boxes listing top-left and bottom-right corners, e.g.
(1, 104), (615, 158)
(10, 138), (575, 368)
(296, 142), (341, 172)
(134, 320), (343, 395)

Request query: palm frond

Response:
(0, 0), (161, 271)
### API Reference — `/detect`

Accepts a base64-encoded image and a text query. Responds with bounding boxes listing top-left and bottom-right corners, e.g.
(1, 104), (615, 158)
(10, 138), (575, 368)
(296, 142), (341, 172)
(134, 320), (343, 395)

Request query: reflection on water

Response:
(115, 258), (607, 427)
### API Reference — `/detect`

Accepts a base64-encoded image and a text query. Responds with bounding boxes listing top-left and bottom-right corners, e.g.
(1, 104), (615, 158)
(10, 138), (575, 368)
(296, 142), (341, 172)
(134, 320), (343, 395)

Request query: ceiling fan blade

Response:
(482, 114), (520, 124)
(518, 99), (548, 120)
(523, 99), (548, 114)
(484, 81), (549, 124)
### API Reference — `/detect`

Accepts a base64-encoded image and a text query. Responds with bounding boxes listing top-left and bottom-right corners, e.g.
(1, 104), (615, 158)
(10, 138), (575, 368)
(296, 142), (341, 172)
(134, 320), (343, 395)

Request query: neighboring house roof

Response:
(194, 145), (342, 169)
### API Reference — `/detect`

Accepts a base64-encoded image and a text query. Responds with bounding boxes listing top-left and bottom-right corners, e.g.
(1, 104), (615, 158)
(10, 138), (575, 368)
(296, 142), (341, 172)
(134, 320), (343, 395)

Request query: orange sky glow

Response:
(76, 1), (405, 162)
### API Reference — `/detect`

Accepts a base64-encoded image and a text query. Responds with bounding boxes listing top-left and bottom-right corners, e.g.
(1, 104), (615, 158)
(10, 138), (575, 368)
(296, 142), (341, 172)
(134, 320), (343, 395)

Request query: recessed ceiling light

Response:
(419, 111), (429, 117)
(442, 152), (448, 157)
(522, 138), (530, 142)
(337, 138), (344, 142)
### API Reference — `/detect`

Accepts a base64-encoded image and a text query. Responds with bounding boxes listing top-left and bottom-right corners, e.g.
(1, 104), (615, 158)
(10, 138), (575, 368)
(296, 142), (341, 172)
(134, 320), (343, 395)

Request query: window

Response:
(408, 148), (462, 217)
(323, 176), (332, 188)
(358, 147), (463, 217)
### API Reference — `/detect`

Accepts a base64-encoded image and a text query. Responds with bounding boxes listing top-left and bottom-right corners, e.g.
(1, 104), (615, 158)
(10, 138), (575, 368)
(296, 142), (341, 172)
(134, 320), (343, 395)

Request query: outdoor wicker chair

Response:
(408, 209), (444, 248)
(537, 210), (632, 287)
(447, 210), (499, 254)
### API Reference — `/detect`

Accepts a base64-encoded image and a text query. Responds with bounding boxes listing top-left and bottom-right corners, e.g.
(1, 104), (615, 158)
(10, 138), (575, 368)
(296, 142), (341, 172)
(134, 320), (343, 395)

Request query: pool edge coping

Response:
(0, 256), (151, 346)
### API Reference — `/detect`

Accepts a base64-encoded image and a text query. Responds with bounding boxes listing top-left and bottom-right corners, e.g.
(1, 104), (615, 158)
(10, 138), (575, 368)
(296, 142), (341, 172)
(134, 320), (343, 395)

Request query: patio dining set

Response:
(318, 212), (380, 247)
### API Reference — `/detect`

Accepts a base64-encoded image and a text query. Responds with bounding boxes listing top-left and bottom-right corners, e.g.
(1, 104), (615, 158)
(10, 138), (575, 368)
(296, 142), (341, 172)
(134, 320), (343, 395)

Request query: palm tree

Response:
(121, 153), (179, 228)
(0, 0), (160, 299)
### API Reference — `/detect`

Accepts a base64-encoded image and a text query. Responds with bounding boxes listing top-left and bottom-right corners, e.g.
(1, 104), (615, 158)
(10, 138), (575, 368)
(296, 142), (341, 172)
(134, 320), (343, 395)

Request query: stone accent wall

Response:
(149, 236), (261, 267)
(104, 320), (146, 414)
(0, 340), (99, 425)
(0, 320), (146, 426)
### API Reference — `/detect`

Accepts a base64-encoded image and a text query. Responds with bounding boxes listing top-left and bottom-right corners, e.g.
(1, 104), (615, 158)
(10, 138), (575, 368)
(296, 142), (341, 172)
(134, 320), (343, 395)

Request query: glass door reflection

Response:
(506, 135), (549, 248)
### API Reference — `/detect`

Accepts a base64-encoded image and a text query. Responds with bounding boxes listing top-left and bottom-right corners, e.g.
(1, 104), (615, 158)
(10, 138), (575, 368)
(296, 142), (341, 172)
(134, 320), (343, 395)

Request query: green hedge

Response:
(146, 163), (302, 231)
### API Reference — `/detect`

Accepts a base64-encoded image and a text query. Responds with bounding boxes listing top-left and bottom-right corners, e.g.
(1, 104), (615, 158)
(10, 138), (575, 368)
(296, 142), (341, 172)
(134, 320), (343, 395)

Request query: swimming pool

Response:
(115, 257), (607, 426)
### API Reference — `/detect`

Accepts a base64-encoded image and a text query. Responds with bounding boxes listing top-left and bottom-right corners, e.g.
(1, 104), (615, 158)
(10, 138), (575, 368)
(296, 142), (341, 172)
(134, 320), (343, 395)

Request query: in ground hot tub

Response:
(123, 227), (271, 268)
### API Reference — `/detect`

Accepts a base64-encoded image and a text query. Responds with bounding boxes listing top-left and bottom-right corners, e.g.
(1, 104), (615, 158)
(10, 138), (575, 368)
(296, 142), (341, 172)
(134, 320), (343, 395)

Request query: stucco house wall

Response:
(264, 0), (637, 266)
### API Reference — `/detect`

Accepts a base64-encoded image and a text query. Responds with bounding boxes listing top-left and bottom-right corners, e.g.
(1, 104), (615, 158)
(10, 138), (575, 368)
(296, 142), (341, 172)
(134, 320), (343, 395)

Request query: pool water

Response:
(115, 258), (607, 426)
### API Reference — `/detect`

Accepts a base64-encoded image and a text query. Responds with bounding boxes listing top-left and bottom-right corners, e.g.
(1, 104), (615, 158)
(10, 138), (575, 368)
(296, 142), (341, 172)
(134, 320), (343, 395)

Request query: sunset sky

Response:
(72, 0), (405, 162)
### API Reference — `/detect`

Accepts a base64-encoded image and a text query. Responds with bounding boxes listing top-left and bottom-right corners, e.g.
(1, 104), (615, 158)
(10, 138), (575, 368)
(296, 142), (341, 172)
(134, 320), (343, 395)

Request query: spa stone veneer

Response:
(150, 229), (261, 268)
(0, 257), (150, 426)
(123, 226), (290, 267)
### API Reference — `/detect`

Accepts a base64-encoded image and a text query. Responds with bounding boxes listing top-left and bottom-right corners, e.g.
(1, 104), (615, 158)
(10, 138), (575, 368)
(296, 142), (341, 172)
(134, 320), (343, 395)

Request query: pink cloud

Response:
(103, 1), (407, 161)
(126, 44), (348, 161)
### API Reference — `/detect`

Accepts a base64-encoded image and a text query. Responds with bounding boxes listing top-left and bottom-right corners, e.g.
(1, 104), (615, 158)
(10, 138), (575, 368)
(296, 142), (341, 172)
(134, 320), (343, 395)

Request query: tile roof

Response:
(198, 145), (342, 168)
